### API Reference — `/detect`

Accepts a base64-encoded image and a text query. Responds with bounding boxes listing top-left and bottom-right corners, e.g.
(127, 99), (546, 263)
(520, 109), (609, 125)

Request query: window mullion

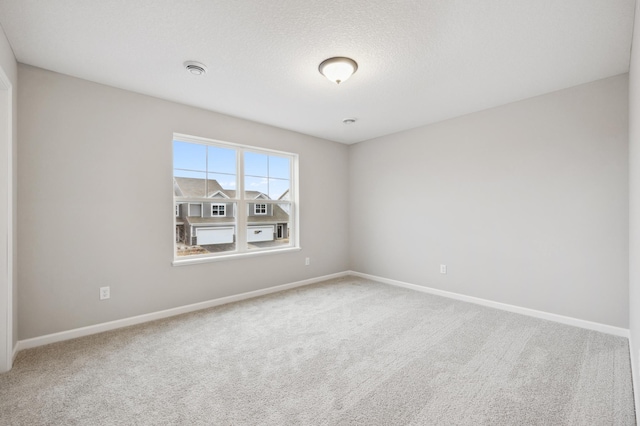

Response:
(236, 148), (247, 252)
(290, 154), (298, 247)
(205, 145), (209, 196)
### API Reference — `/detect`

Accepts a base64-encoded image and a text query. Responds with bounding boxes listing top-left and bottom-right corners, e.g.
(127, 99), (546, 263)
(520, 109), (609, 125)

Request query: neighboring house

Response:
(278, 189), (290, 214)
(174, 177), (290, 248)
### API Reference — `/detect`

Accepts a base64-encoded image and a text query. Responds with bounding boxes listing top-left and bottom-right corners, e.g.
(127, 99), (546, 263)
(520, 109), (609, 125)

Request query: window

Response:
(173, 134), (298, 264)
(211, 204), (226, 216)
(188, 203), (202, 217)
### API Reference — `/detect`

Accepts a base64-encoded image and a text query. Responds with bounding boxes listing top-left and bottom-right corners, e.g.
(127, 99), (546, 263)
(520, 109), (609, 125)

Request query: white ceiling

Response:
(0, 0), (635, 144)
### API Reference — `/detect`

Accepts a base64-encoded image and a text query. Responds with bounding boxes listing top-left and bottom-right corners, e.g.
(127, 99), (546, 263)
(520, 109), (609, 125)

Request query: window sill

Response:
(172, 246), (301, 266)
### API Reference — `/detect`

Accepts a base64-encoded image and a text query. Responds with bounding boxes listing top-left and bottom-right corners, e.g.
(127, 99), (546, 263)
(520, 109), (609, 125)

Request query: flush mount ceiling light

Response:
(319, 57), (358, 84)
(184, 61), (207, 76)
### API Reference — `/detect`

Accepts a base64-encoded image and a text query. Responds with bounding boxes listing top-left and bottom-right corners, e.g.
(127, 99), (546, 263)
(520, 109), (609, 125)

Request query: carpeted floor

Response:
(0, 276), (636, 425)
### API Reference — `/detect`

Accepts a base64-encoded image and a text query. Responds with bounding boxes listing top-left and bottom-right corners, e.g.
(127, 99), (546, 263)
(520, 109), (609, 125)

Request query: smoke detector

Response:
(343, 118), (357, 124)
(184, 61), (207, 76)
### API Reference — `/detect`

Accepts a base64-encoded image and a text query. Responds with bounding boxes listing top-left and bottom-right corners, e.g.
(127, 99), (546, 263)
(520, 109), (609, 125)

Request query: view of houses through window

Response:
(173, 135), (296, 260)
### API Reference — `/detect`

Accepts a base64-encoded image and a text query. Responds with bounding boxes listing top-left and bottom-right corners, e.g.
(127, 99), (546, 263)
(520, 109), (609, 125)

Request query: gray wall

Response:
(0, 23), (17, 354)
(18, 64), (349, 339)
(15, 62), (633, 340)
(349, 75), (629, 328)
(628, 0), (640, 397)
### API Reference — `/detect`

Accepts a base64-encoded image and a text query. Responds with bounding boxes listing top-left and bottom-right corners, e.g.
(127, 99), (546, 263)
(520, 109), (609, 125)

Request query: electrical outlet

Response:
(99, 286), (110, 300)
(305, 257), (310, 266)
(440, 264), (447, 274)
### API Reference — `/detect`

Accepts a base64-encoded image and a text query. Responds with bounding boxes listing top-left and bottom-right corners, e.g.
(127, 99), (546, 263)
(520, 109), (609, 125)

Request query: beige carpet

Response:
(0, 276), (636, 425)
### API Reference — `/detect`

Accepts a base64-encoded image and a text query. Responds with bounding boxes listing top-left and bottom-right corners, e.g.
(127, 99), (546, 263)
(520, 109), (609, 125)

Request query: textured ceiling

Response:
(0, 0), (635, 144)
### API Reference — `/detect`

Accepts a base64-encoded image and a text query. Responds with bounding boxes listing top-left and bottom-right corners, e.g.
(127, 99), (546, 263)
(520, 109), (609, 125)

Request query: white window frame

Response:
(211, 203), (226, 217)
(254, 204), (267, 215)
(172, 133), (300, 266)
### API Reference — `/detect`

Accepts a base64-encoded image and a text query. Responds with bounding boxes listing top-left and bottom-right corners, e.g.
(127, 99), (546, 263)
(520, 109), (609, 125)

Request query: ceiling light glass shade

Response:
(319, 57), (358, 84)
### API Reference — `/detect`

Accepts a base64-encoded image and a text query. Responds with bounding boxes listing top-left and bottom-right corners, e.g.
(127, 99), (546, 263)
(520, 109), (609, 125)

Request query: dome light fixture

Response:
(184, 61), (208, 76)
(319, 57), (358, 84)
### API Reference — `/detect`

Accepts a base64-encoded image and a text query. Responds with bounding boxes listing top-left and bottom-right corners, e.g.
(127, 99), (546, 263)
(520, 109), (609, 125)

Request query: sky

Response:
(173, 141), (290, 199)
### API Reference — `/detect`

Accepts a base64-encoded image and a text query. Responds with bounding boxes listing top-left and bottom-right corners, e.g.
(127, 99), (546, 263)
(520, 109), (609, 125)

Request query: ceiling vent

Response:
(184, 61), (207, 76)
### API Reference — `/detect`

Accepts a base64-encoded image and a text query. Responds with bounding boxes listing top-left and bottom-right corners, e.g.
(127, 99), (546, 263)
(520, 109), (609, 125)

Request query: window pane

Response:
(245, 175), (269, 199)
(207, 173), (236, 195)
(173, 172), (207, 198)
(174, 169), (206, 179)
(176, 202), (237, 256)
(246, 202), (291, 250)
(174, 141), (206, 172)
(269, 156), (290, 179)
(244, 152), (290, 199)
(208, 146), (236, 175)
(244, 152), (268, 177)
(268, 178), (290, 200)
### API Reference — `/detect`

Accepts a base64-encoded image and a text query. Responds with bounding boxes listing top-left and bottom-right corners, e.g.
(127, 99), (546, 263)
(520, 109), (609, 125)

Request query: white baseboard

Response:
(629, 337), (639, 421)
(349, 271), (630, 338)
(14, 269), (630, 354)
(16, 271), (349, 352)
(12, 341), (18, 362)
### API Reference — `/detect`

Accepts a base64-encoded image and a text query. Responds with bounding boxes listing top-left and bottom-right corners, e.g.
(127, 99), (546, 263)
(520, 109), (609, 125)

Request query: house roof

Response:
(278, 189), (290, 201)
(174, 177), (266, 200)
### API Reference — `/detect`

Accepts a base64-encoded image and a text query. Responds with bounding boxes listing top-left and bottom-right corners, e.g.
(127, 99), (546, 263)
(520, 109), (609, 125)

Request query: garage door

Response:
(196, 227), (234, 245)
(248, 226), (274, 242)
